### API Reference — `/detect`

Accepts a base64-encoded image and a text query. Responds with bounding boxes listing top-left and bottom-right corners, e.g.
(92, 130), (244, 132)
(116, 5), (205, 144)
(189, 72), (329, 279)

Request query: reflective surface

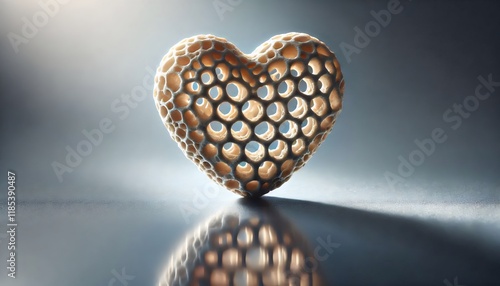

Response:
(159, 200), (325, 285)
(1, 1), (500, 285)
(1, 196), (498, 286)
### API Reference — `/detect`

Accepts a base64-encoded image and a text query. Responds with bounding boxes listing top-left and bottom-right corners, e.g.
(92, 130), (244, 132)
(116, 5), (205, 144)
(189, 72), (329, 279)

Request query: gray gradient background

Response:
(0, 0), (499, 285)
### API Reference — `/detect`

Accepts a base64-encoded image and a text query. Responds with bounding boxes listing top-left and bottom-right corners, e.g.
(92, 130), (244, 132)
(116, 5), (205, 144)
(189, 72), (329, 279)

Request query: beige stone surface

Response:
(153, 33), (344, 197)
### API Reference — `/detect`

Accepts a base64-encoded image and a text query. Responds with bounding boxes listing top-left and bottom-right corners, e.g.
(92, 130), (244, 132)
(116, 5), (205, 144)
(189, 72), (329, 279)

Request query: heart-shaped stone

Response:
(153, 32), (344, 197)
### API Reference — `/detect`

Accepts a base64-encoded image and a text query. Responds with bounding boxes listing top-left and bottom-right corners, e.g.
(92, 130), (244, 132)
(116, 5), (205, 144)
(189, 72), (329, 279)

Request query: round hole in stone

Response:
(231, 120), (252, 142)
(277, 79), (294, 98)
(298, 76), (315, 96)
(255, 121), (275, 142)
(319, 74), (332, 94)
(173, 93), (191, 108)
(317, 45), (331, 57)
(278, 120), (298, 139)
(278, 81), (287, 94)
(217, 101), (238, 122)
(290, 61), (305, 78)
(320, 115), (335, 131)
(177, 56), (190, 66)
(183, 70), (196, 80)
(226, 81), (248, 102)
(325, 61), (335, 74)
(189, 130), (205, 144)
(215, 63), (230, 82)
(287, 97), (308, 119)
(281, 159), (295, 178)
(215, 161), (231, 176)
(291, 138), (306, 155)
(301, 117), (318, 138)
(281, 44), (298, 59)
(242, 100), (264, 122)
(207, 120), (227, 142)
(246, 180), (260, 192)
(201, 53), (214, 67)
(171, 109), (182, 122)
(222, 142), (241, 162)
(186, 81), (201, 94)
(225, 53), (239, 66)
(273, 41), (283, 49)
(257, 85), (274, 101)
(236, 161), (254, 181)
(268, 60), (287, 81)
(166, 73), (182, 93)
(227, 82), (238, 97)
(266, 102), (285, 122)
(157, 88), (171, 103)
(308, 134), (322, 154)
(245, 141), (265, 163)
(252, 65), (263, 76)
(329, 88), (342, 111)
(193, 97), (213, 122)
(201, 70), (214, 85)
(308, 58), (322, 75)
(258, 161), (278, 181)
(258, 55), (267, 64)
(209, 86), (224, 101)
(159, 105), (167, 118)
(183, 110), (199, 128)
(311, 96), (327, 116)
(268, 139), (288, 161)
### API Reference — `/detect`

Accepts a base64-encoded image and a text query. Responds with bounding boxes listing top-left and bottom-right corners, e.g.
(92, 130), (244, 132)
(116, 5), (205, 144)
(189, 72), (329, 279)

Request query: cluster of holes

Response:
(153, 33), (344, 197)
(161, 213), (320, 286)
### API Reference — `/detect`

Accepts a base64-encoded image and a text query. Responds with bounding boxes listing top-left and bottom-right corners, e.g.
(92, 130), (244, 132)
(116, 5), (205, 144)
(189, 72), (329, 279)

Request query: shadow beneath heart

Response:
(260, 196), (500, 286)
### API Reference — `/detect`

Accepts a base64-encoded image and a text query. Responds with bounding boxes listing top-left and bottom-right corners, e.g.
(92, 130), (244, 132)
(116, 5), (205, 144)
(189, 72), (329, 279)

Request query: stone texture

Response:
(153, 33), (344, 197)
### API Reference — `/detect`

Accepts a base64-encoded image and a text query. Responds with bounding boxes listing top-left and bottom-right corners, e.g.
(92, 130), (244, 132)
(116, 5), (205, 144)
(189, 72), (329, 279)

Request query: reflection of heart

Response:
(153, 32), (344, 197)
(159, 202), (325, 285)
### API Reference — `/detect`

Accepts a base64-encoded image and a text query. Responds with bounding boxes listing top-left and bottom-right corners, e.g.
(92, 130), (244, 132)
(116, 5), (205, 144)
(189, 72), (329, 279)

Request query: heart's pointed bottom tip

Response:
(240, 191), (268, 199)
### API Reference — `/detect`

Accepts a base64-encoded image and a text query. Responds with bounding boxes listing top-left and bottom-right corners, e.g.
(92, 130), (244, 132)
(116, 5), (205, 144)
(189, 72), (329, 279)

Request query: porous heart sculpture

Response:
(153, 32), (344, 197)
